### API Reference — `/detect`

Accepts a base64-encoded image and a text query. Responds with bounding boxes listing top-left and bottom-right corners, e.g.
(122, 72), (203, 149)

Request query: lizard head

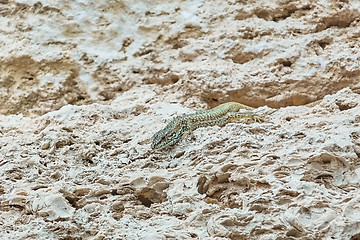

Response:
(151, 117), (188, 150)
(151, 128), (169, 149)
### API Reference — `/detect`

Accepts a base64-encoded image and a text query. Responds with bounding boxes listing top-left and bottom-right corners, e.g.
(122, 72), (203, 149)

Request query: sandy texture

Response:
(1, 0), (360, 239)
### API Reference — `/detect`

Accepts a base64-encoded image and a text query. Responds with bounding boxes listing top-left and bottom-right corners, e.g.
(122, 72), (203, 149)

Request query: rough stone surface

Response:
(0, 0), (360, 239)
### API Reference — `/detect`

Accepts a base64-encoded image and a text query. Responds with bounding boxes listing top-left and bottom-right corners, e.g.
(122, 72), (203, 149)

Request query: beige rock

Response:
(1, 0), (360, 239)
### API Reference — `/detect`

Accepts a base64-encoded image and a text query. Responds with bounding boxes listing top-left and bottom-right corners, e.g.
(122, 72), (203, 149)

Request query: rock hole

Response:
(350, 233), (360, 240)
(335, 100), (357, 111)
(281, 60), (292, 67)
(77, 95), (85, 101)
(318, 41), (329, 49)
(138, 195), (152, 207)
(286, 229), (302, 238)
(64, 195), (78, 209)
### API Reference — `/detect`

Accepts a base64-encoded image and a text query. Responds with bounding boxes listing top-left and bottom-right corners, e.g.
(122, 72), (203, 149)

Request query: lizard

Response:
(143, 99), (323, 150)
(148, 102), (265, 150)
